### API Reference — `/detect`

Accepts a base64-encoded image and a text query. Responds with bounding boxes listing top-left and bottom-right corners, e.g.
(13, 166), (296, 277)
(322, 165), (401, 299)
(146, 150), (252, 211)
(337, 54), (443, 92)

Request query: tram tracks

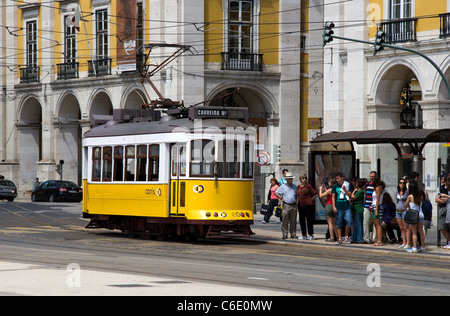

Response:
(0, 202), (449, 296)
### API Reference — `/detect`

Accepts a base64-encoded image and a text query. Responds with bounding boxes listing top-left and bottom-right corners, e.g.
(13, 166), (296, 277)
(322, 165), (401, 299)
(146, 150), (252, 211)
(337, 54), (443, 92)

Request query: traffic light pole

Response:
(329, 34), (450, 97)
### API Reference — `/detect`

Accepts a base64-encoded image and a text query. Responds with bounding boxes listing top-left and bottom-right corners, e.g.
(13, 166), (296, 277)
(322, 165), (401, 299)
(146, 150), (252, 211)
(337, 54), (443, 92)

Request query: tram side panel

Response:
(83, 182), (169, 218)
(184, 180), (254, 221)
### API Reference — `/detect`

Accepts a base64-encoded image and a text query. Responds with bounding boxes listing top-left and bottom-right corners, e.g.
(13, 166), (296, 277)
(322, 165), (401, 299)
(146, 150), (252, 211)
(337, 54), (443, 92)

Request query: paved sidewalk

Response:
(250, 213), (450, 258)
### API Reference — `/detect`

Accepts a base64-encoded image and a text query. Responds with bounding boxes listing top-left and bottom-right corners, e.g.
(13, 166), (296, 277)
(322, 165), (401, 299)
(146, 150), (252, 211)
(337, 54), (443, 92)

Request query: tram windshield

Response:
(189, 139), (254, 179)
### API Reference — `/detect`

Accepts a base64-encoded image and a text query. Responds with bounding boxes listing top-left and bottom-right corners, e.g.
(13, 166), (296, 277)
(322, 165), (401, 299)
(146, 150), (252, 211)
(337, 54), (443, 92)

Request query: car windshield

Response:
(59, 181), (78, 188)
(0, 180), (15, 187)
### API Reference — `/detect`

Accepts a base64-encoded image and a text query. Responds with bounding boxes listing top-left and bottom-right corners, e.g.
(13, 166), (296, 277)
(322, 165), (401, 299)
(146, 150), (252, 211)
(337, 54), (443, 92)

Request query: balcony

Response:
(221, 52), (263, 71)
(57, 62), (79, 80)
(379, 17), (418, 44)
(440, 13), (450, 38)
(20, 66), (40, 83)
(88, 58), (112, 77)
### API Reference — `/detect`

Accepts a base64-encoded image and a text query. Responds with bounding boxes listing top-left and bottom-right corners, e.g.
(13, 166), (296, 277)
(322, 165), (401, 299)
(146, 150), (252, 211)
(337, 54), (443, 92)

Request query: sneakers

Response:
(406, 247), (418, 253)
(298, 235), (314, 241)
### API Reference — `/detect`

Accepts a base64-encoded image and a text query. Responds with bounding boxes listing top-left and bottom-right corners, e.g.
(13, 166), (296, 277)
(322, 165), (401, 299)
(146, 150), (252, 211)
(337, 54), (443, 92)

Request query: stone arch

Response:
(206, 82), (278, 119)
(56, 91), (82, 184)
(121, 86), (148, 109)
(436, 55), (450, 100)
(205, 82), (278, 203)
(88, 89), (114, 118)
(372, 59), (423, 105)
(56, 91), (81, 121)
(17, 95), (42, 197)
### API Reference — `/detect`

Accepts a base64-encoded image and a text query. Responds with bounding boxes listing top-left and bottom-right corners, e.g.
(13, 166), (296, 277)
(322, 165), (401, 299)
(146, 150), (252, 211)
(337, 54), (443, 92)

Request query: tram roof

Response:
(83, 117), (253, 139)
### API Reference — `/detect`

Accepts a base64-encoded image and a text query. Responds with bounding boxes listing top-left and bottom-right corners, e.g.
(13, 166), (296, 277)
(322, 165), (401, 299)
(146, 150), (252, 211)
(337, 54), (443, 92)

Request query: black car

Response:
(0, 180), (18, 202)
(31, 180), (82, 202)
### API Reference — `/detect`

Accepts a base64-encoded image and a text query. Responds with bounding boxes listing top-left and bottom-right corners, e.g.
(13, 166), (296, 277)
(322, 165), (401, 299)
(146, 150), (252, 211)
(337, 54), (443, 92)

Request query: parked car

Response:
(31, 180), (82, 202)
(0, 179), (17, 202)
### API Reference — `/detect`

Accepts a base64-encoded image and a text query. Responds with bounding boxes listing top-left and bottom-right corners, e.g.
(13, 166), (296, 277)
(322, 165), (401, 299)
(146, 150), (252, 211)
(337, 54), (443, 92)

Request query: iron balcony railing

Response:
(379, 17), (418, 44)
(57, 62), (79, 80)
(440, 13), (450, 38)
(87, 57), (112, 77)
(20, 66), (40, 83)
(221, 52), (263, 71)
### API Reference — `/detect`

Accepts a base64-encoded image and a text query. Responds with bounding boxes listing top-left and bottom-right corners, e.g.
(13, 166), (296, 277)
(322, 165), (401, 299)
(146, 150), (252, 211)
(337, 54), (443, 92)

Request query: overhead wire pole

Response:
(322, 22), (450, 97)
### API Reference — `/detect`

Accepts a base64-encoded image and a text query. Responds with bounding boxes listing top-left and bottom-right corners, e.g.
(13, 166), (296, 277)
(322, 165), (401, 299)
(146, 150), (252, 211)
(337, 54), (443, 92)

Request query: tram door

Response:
(170, 144), (187, 216)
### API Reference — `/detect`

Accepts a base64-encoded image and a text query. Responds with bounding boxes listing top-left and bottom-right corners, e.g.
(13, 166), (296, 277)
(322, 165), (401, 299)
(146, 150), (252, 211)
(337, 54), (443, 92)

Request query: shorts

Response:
(324, 204), (335, 218)
(336, 208), (352, 228)
(438, 207), (450, 231)
(371, 209), (380, 220)
(396, 210), (406, 219)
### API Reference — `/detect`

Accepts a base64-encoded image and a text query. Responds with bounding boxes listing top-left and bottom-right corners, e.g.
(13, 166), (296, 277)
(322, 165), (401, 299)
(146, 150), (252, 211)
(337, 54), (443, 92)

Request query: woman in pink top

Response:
(319, 178), (337, 242)
(262, 178), (280, 224)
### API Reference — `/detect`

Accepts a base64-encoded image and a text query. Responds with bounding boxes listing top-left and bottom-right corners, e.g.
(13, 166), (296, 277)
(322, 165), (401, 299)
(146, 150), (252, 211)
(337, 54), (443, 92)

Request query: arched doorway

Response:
(206, 85), (278, 203)
(371, 63), (424, 183)
(89, 90), (113, 117)
(18, 96), (42, 197)
(122, 88), (148, 109)
(58, 93), (82, 184)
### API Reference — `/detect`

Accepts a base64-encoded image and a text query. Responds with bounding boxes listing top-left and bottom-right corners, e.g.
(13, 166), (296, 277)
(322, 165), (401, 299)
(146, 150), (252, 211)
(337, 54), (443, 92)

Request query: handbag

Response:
(274, 206), (282, 217)
(404, 208), (419, 224)
(260, 204), (268, 215)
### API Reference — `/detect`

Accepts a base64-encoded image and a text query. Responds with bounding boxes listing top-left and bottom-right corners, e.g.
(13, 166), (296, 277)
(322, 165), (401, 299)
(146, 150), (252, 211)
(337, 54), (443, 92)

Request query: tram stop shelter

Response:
(310, 128), (450, 180)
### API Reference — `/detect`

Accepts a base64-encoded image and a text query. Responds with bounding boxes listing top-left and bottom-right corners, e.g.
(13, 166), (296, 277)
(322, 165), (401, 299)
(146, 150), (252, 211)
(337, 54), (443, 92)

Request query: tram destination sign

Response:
(189, 106), (248, 123)
(197, 109), (228, 118)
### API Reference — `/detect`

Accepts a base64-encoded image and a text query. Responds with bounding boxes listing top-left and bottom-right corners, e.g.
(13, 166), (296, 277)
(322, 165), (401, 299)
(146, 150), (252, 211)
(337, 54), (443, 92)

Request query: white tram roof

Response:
(83, 117), (254, 139)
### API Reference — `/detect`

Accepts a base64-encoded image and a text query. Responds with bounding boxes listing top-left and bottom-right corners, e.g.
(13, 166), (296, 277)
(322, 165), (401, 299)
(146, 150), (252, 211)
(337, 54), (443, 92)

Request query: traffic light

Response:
(274, 145), (281, 163)
(322, 21), (335, 47)
(374, 30), (386, 55)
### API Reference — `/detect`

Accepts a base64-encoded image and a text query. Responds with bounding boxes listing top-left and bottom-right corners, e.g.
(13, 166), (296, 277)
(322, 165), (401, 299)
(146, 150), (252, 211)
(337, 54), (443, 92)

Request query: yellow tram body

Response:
(83, 180), (253, 221)
(82, 106), (255, 239)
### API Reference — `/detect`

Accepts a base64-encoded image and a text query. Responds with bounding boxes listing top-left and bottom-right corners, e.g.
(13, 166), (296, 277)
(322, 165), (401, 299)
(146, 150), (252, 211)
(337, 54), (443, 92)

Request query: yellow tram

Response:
(82, 106), (256, 239)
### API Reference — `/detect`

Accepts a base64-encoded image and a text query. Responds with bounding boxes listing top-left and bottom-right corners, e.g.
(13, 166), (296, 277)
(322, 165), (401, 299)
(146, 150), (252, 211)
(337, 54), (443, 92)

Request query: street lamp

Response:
(400, 82), (415, 128)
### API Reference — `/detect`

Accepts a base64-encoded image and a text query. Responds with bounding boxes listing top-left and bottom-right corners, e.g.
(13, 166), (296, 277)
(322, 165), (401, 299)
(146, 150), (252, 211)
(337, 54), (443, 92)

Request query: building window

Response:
(26, 20), (38, 67)
(88, 8), (111, 76)
(229, 0), (253, 56)
(20, 20), (40, 83)
(96, 9), (108, 59)
(58, 16), (79, 79)
(390, 0), (412, 19)
(222, 0), (263, 71)
(379, 0), (416, 43)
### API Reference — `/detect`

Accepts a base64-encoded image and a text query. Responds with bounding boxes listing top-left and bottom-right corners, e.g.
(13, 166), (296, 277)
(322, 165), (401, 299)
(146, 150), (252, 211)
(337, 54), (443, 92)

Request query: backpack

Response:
(422, 198), (432, 221)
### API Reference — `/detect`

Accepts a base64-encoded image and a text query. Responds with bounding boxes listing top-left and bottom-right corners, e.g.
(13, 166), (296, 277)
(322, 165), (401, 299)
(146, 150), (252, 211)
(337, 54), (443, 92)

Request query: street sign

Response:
(256, 152), (270, 166)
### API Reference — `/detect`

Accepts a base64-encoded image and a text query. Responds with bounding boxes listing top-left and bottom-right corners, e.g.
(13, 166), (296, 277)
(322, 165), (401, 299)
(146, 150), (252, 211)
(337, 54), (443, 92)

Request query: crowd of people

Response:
(262, 169), (450, 253)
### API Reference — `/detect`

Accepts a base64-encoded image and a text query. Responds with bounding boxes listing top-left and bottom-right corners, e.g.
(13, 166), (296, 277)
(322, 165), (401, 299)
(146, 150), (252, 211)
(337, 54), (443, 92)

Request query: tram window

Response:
(180, 146), (186, 176)
(148, 144), (160, 181)
(102, 146), (112, 181)
(171, 146), (178, 177)
(114, 146), (124, 181)
(92, 147), (101, 182)
(136, 145), (147, 181)
(125, 146), (136, 181)
(243, 141), (254, 178)
(190, 140), (214, 177)
(217, 140), (240, 178)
